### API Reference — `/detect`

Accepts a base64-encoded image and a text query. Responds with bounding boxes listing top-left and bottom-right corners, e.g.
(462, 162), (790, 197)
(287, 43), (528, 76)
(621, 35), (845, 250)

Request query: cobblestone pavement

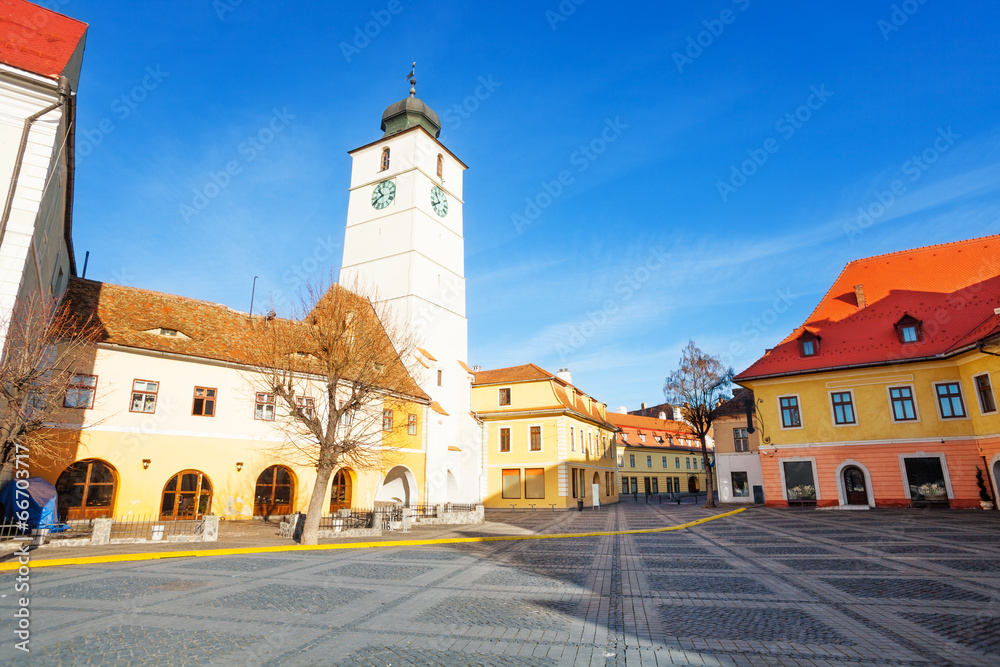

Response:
(1, 502), (998, 666)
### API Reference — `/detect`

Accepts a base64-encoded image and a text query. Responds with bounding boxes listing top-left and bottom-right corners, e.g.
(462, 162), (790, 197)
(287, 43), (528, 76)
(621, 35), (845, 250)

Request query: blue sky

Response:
(65, 0), (1000, 410)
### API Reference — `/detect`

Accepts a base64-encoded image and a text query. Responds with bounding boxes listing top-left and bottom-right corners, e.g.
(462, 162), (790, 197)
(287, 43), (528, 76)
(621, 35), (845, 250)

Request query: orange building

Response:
(736, 235), (1000, 509)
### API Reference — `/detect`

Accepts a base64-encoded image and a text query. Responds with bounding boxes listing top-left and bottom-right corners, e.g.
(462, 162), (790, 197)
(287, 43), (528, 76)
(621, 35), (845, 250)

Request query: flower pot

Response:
(981, 501), (994, 510)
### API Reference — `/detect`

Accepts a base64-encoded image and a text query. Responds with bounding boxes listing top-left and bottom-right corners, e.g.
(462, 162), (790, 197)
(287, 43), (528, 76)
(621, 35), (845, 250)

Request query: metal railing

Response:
(319, 506), (402, 531)
(109, 515), (203, 540)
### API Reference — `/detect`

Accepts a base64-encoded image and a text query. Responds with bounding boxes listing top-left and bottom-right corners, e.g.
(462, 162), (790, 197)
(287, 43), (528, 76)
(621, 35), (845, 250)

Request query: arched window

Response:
(160, 470), (213, 520)
(380, 147), (390, 171)
(254, 465), (295, 517)
(330, 468), (353, 512)
(55, 459), (117, 520)
(436, 153), (444, 179)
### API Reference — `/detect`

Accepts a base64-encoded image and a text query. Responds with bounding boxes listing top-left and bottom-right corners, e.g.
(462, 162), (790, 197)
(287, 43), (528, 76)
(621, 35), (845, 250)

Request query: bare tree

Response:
(244, 278), (423, 545)
(663, 341), (733, 509)
(0, 291), (100, 477)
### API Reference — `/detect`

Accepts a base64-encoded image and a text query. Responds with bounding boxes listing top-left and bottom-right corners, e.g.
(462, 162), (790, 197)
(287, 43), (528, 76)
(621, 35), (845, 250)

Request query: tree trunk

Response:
(701, 438), (716, 509)
(300, 464), (334, 545)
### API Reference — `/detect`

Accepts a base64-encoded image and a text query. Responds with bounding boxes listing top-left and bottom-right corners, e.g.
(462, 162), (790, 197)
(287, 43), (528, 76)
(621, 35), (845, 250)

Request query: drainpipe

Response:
(0, 76), (71, 249)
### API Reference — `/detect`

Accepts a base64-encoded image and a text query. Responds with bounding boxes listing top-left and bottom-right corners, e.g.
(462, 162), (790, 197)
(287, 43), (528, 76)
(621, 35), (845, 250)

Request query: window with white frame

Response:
(733, 427), (749, 452)
(255, 393), (276, 421)
(830, 391), (856, 425)
(935, 382), (967, 419)
(779, 396), (801, 428)
(130, 380), (158, 413)
(974, 374), (996, 414)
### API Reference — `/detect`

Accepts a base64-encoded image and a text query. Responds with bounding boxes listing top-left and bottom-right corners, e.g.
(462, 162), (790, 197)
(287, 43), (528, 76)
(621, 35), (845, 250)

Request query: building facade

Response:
(0, 0), (87, 352)
(712, 388), (764, 504)
(32, 279), (432, 521)
(338, 91), (481, 504)
(607, 412), (712, 496)
(736, 235), (1000, 509)
(471, 364), (619, 509)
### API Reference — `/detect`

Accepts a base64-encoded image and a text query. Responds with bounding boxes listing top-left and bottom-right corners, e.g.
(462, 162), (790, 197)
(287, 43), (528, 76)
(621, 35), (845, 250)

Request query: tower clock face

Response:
(430, 186), (448, 217)
(371, 180), (396, 210)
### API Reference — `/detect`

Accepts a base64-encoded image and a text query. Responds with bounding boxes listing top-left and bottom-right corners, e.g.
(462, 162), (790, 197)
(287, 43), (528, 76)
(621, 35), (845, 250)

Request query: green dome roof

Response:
(381, 96), (441, 138)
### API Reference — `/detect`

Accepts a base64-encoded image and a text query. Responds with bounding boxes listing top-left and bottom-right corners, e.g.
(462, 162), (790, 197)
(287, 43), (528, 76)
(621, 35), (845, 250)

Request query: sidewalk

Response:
(0, 502), (738, 565)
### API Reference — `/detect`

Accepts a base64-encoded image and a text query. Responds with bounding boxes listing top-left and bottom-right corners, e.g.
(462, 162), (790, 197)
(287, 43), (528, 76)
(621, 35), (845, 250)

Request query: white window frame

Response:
(886, 384), (921, 424)
(527, 424), (543, 452)
(828, 389), (858, 427)
(777, 456), (821, 502)
(777, 394), (804, 430)
(973, 372), (998, 415)
(896, 452), (955, 501)
(498, 425), (511, 453)
(933, 380), (970, 421)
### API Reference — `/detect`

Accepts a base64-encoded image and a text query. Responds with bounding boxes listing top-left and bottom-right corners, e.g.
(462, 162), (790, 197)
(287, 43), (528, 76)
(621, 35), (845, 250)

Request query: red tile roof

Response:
(737, 234), (1000, 380)
(0, 0), (87, 79)
(607, 411), (703, 452)
(61, 278), (429, 401)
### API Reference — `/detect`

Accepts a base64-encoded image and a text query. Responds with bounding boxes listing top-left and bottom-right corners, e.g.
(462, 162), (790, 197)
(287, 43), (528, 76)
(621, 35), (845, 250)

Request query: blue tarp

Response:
(0, 477), (60, 528)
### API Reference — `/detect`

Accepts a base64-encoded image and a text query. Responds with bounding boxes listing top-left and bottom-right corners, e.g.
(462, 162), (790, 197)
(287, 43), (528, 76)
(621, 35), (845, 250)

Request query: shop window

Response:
(904, 456), (949, 505)
(732, 471), (749, 497)
(782, 461), (816, 505)
(501, 469), (521, 499)
(525, 468), (545, 499)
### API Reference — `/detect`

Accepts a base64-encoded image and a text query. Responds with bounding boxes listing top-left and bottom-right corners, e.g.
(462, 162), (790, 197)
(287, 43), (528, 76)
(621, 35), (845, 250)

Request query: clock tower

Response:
(339, 85), (481, 504)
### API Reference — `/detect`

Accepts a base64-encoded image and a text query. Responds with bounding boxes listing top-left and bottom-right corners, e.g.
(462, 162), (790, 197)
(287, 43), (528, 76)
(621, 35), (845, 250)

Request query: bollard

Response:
(529, 504), (536, 512)
(549, 504), (557, 512)
(510, 504), (517, 513)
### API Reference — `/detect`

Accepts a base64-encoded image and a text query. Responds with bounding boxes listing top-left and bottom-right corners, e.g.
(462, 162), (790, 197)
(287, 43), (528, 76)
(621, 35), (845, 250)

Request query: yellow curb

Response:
(0, 507), (746, 571)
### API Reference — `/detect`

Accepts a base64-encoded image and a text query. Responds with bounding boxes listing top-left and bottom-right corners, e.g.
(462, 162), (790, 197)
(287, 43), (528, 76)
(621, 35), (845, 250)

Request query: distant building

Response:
(606, 412), (711, 495)
(471, 364), (619, 509)
(712, 388), (763, 504)
(0, 0), (87, 351)
(736, 235), (1000, 509)
(628, 402), (680, 420)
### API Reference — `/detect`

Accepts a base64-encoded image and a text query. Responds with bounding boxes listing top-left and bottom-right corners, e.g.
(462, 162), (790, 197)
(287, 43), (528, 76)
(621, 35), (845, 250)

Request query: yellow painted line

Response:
(0, 507), (746, 571)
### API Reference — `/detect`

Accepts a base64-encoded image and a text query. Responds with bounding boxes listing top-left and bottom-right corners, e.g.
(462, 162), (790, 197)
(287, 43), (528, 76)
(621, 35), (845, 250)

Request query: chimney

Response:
(672, 406), (683, 421)
(556, 368), (572, 384)
(657, 411), (667, 420)
(618, 406), (627, 414)
(854, 284), (867, 309)
(641, 402), (647, 410)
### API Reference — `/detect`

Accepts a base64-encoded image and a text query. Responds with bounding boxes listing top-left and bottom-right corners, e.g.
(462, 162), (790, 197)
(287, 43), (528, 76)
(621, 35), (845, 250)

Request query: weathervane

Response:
(407, 62), (416, 97)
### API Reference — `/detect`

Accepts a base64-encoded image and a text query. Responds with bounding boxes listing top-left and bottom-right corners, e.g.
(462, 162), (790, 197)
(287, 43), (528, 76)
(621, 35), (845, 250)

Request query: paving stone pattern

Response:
(2, 503), (999, 666)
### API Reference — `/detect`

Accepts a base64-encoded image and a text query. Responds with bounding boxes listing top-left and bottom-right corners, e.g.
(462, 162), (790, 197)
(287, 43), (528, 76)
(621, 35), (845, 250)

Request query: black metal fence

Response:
(109, 515), (203, 540)
(319, 506), (402, 531)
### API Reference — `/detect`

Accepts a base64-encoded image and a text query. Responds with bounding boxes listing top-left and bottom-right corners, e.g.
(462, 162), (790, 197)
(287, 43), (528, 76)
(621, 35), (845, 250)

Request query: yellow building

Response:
(606, 412), (712, 495)
(736, 236), (1000, 509)
(31, 278), (432, 521)
(471, 365), (619, 509)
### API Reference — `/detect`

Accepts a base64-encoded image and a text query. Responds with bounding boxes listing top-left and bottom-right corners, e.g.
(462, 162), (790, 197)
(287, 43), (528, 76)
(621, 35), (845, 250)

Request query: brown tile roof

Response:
(605, 412), (692, 434)
(457, 360), (475, 374)
(715, 388), (754, 417)
(472, 363), (553, 385)
(61, 278), (429, 401)
(417, 347), (437, 362)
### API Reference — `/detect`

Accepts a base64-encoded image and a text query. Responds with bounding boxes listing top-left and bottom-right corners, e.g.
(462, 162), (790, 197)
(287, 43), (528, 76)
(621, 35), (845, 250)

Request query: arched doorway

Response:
(376, 466), (417, 506)
(688, 476), (699, 493)
(330, 468), (354, 512)
(55, 459), (117, 520)
(254, 465), (295, 517)
(160, 470), (213, 520)
(447, 470), (459, 500)
(842, 465), (869, 506)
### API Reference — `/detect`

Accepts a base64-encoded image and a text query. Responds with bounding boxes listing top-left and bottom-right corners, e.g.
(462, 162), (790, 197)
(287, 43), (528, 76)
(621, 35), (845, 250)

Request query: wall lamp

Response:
(142, 459), (151, 470)
(236, 462), (244, 472)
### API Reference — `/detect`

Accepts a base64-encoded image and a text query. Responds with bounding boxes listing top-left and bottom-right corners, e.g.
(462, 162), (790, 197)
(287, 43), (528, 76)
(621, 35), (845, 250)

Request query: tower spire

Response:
(406, 61), (416, 97)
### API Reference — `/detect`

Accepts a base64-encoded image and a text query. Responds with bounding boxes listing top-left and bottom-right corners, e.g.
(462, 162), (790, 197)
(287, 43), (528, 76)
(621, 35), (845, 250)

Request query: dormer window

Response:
(143, 327), (190, 339)
(896, 315), (922, 343)
(798, 332), (820, 357)
(380, 147), (390, 171)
